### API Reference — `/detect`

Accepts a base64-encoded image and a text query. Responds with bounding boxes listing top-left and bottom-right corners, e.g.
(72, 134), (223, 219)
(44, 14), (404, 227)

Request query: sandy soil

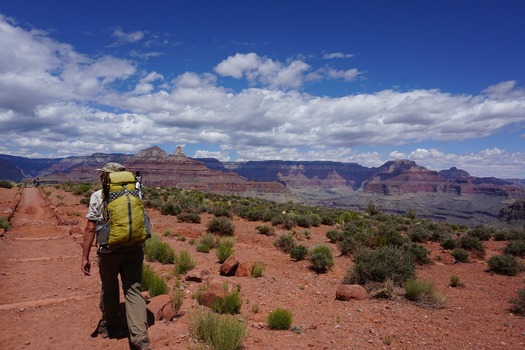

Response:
(0, 186), (525, 350)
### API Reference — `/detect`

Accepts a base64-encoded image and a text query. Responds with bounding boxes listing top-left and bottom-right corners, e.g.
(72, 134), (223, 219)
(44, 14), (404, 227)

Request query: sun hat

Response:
(97, 162), (126, 173)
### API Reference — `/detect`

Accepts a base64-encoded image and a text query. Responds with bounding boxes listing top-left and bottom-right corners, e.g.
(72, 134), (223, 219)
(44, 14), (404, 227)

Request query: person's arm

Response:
(81, 220), (96, 276)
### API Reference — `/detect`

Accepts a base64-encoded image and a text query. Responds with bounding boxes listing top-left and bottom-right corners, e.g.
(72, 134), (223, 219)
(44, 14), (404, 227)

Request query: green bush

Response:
(309, 244), (334, 273)
(160, 202), (181, 216)
(207, 217), (235, 236)
(251, 262), (265, 277)
(466, 225), (494, 241)
(404, 243), (432, 265)
(144, 235), (176, 264)
(504, 240), (525, 257)
(509, 289), (525, 316)
(274, 234), (296, 253)
(267, 308), (293, 330)
(212, 288), (243, 315)
(457, 236), (485, 255)
(451, 248), (469, 263)
(290, 244), (308, 261)
(487, 254), (524, 276)
(190, 308), (246, 350)
(0, 180), (14, 189)
(256, 224), (275, 236)
(449, 275), (461, 287)
(196, 233), (217, 253)
(177, 212), (201, 223)
(172, 289), (184, 315)
(326, 229), (343, 243)
(216, 245), (234, 263)
(141, 263), (168, 297)
(440, 238), (457, 250)
(407, 226), (431, 243)
(345, 245), (416, 286)
(0, 217), (12, 231)
(404, 279), (446, 308)
(174, 250), (196, 275)
(71, 183), (92, 196)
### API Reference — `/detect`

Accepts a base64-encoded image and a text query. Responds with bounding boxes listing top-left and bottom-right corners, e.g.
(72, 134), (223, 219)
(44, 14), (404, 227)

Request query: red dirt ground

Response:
(1, 186), (525, 349)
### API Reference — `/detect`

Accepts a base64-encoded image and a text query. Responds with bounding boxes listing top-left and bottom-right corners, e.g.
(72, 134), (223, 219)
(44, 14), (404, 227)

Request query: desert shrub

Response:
(207, 217), (235, 236)
(251, 262), (265, 277)
(372, 227), (408, 248)
(404, 242), (432, 265)
(142, 263), (168, 297)
(449, 275), (462, 287)
(440, 237), (457, 250)
(451, 248), (469, 263)
(466, 225), (494, 241)
(144, 235), (176, 264)
(404, 207), (417, 219)
(501, 228), (525, 241)
(365, 201), (382, 216)
(172, 288), (184, 315)
(160, 202), (181, 216)
(326, 229), (343, 243)
(345, 245), (416, 286)
(177, 212), (201, 223)
(216, 245), (234, 263)
(211, 206), (233, 218)
(290, 244), (308, 261)
(174, 250), (196, 275)
(509, 289), (525, 316)
(0, 180), (13, 189)
(212, 288), (243, 315)
(487, 254), (524, 276)
(457, 236), (485, 255)
(337, 232), (368, 256)
(190, 308), (246, 350)
(504, 240), (525, 257)
(267, 308), (293, 330)
(71, 183), (92, 196)
(407, 226), (431, 243)
(256, 224), (275, 236)
(274, 234), (296, 253)
(295, 214), (313, 228)
(196, 233), (217, 253)
(0, 217), (11, 231)
(309, 244), (334, 273)
(404, 279), (446, 308)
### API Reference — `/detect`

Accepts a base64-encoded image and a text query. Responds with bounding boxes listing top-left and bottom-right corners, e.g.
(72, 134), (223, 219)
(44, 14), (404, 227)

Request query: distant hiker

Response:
(33, 177), (39, 187)
(81, 162), (152, 350)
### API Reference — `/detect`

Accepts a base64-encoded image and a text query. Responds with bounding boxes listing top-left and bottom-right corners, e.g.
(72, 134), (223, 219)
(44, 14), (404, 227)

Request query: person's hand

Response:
(81, 258), (91, 276)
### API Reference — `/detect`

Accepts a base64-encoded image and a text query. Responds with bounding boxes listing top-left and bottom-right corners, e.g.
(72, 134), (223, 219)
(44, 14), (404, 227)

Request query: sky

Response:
(0, 0), (524, 178)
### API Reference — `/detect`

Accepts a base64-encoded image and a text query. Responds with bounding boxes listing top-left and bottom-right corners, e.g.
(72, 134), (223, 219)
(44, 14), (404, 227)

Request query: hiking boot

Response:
(98, 320), (109, 339)
(132, 338), (152, 350)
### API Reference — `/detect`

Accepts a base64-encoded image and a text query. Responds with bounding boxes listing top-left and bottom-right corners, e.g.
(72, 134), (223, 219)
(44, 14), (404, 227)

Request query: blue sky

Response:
(1, 0), (524, 178)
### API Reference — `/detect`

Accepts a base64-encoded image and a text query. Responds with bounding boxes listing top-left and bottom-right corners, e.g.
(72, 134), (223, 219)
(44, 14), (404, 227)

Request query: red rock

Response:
(220, 255), (239, 276)
(335, 284), (368, 301)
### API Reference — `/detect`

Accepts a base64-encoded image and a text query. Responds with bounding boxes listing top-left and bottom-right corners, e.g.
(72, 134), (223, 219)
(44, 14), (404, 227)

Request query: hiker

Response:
(81, 162), (152, 350)
(33, 177), (39, 187)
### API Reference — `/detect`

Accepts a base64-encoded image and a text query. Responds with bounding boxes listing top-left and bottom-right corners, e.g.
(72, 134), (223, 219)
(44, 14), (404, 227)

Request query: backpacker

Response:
(96, 171), (151, 249)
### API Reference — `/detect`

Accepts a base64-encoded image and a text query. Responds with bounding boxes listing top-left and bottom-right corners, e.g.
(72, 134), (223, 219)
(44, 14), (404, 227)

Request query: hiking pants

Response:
(98, 247), (149, 345)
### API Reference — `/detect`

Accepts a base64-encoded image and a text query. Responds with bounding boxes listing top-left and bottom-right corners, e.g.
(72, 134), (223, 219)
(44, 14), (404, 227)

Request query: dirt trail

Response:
(0, 188), (134, 349)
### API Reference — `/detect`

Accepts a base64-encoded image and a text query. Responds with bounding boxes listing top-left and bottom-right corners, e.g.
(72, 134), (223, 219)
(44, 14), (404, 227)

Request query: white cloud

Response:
(110, 27), (145, 46)
(322, 52), (354, 59)
(1, 16), (524, 178)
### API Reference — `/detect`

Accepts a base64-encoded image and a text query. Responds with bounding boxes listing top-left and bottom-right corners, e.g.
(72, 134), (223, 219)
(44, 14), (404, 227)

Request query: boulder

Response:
(220, 255), (239, 276)
(235, 261), (253, 277)
(147, 294), (175, 321)
(335, 284), (368, 301)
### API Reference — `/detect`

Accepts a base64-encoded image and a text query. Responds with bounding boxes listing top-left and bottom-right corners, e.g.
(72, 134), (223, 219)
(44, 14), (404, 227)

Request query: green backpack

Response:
(96, 171), (151, 249)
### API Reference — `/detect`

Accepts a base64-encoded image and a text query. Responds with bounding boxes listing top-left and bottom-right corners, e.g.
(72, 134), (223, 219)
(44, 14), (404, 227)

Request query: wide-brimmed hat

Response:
(97, 162), (126, 173)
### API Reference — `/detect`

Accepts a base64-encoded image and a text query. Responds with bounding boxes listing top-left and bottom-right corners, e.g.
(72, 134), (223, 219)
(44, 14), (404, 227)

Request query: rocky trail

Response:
(1, 186), (525, 349)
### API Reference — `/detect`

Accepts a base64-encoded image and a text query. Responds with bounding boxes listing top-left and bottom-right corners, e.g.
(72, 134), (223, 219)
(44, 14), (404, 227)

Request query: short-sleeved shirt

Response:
(86, 189), (104, 221)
